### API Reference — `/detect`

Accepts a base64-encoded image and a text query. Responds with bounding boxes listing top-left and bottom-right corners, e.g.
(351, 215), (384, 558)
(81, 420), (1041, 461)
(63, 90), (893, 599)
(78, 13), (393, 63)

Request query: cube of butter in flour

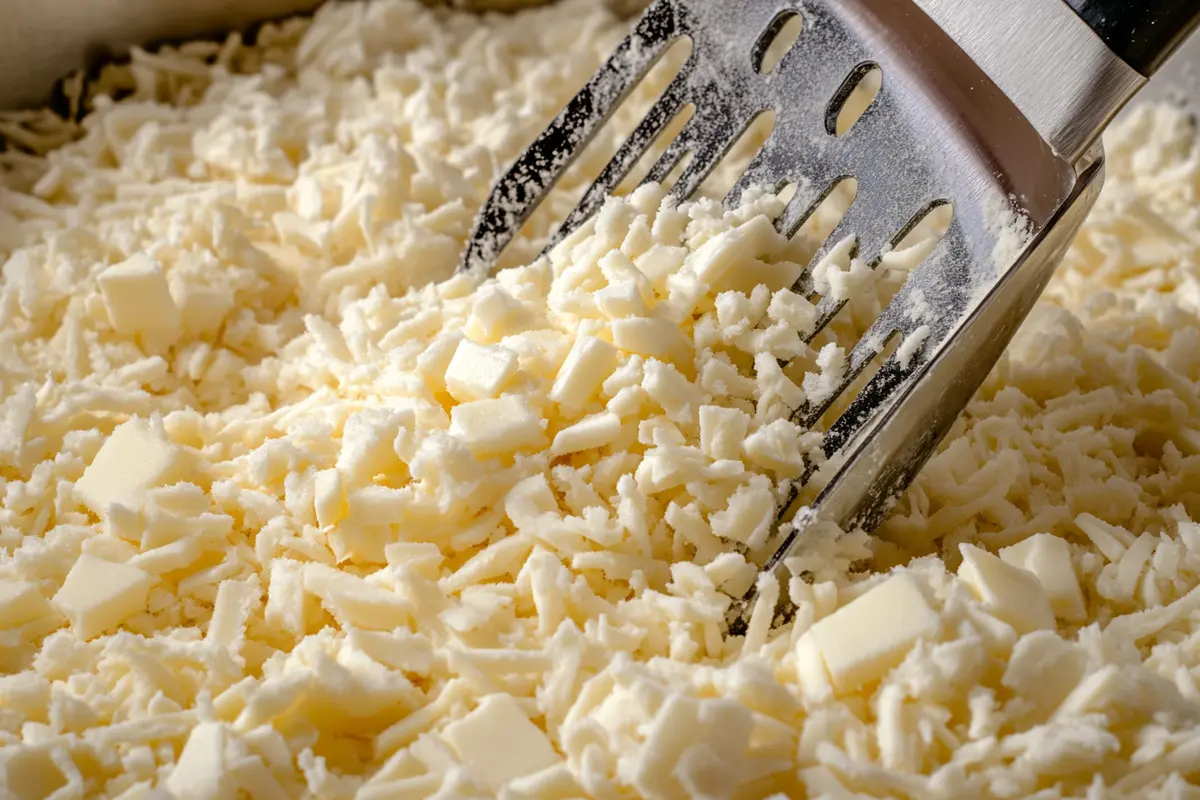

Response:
(551, 411), (621, 455)
(75, 418), (185, 517)
(999, 533), (1086, 623)
(444, 339), (519, 402)
(698, 405), (751, 461)
(550, 335), (618, 410)
(166, 722), (230, 799)
(611, 317), (691, 367)
(450, 396), (545, 456)
(97, 253), (181, 349)
(442, 694), (561, 789)
(688, 226), (744, 286)
(958, 543), (1056, 634)
(808, 573), (941, 692)
(0, 579), (53, 629)
(52, 554), (151, 640)
(634, 243), (686, 287)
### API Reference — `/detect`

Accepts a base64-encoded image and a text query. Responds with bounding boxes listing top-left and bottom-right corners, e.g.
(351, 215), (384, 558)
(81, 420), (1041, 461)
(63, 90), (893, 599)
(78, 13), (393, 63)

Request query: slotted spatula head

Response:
(462, 0), (1134, 625)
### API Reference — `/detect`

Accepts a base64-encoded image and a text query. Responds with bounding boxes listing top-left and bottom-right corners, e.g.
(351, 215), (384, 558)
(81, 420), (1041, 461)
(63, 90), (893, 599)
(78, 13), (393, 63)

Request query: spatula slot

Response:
(790, 177), (857, 257)
(873, 201), (956, 340)
(659, 149), (694, 192)
(796, 197), (954, 354)
(618, 102), (696, 194)
(825, 62), (882, 137)
(891, 200), (954, 254)
(694, 109), (777, 200)
(872, 200), (955, 317)
(803, 332), (902, 436)
(644, 134), (693, 188)
(753, 10), (805, 75)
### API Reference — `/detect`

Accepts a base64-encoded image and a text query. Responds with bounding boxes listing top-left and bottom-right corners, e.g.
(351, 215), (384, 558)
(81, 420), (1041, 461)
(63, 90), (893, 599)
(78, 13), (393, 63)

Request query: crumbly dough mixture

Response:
(1, 1), (1199, 798)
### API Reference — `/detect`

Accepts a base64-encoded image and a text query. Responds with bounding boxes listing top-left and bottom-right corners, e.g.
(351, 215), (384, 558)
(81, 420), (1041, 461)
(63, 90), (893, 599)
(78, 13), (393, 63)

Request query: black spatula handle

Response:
(1063, 0), (1200, 76)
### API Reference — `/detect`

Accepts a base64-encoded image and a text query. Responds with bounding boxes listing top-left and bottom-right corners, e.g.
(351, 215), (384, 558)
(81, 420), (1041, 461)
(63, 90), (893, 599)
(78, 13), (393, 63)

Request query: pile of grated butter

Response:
(2, 0), (1200, 798)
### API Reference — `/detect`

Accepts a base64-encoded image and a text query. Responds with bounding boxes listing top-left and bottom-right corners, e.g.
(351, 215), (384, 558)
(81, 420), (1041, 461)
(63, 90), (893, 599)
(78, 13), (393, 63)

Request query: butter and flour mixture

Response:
(2, 1), (1200, 798)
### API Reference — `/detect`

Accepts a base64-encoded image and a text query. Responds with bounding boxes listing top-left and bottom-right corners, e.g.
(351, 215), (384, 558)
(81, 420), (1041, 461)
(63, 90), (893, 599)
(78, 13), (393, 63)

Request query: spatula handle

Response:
(1063, 0), (1200, 75)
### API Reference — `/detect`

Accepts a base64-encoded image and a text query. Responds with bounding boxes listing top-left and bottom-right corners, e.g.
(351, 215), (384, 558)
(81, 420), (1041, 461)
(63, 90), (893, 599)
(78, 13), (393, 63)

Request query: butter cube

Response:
(450, 396), (545, 456)
(688, 217), (782, 291)
(688, 227), (744, 286)
(442, 694), (561, 789)
(1001, 631), (1088, 717)
(808, 573), (941, 692)
(551, 335), (618, 410)
(467, 285), (529, 341)
(444, 339), (519, 402)
(417, 331), (465, 391)
(551, 411), (621, 455)
(958, 543), (1055, 634)
(176, 283), (235, 338)
(699, 405), (751, 461)
(52, 554), (152, 640)
(337, 408), (405, 481)
(75, 418), (185, 517)
(634, 243), (686, 286)
(97, 253), (181, 349)
(999, 534), (1086, 622)
(642, 359), (701, 424)
(166, 722), (230, 799)
(3, 748), (68, 800)
(0, 580), (52, 629)
(611, 317), (691, 367)
(595, 281), (649, 320)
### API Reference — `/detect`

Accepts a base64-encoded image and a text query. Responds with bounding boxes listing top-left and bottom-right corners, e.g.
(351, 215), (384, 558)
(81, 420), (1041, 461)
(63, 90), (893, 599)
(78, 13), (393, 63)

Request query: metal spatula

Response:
(461, 0), (1200, 628)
